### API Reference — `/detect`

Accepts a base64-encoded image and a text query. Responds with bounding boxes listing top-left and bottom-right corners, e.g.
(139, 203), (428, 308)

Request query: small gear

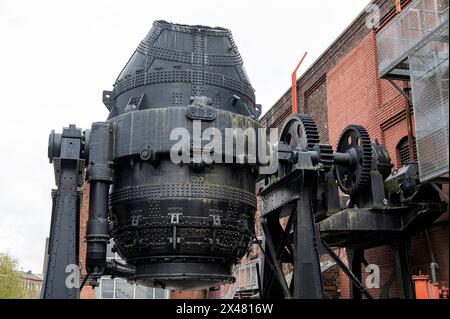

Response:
(313, 144), (334, 172)
(334, 125), (372, 194)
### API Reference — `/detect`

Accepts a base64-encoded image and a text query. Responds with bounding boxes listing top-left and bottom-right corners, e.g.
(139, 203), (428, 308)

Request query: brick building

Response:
(257, 0), (448, 299)
(18, 271), (43, 299)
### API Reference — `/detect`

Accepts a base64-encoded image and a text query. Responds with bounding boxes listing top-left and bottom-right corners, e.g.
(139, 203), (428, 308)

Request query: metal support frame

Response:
(255, 262), (262, 298)
(387, 78), (413, 104)
(321, 241), (374, 299)
(293, 176), (324, 299)
(387, 78), (416, 162)
(431, 183), (449, 202)
(260, 168), (324, 299)
(261, 217), (292, 299)
(346, 248), (365, 300)
(259, 110), (446, 300)
(258, 208), (296, 298)
(392, 238), (415, 299)
(42, 125), (85, 299)
(380, 268), (396, 299)
(319, 198), (445, 299)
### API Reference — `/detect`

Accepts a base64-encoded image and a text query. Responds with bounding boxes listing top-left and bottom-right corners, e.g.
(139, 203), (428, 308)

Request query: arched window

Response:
(396, 136), (417, 167)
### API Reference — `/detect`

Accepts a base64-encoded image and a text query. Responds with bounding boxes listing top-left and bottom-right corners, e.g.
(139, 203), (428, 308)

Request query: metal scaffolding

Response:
(376, 0), (449, 183)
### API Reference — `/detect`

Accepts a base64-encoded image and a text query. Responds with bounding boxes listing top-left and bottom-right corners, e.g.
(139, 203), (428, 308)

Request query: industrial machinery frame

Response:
(259, 115), (447, 299)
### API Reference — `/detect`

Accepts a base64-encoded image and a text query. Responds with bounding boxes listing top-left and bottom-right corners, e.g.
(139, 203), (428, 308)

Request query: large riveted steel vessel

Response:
(99, 21), (261, 290)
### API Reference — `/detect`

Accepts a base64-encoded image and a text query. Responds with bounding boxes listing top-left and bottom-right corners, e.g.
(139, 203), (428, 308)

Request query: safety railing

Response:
(377, 0), (449, 77)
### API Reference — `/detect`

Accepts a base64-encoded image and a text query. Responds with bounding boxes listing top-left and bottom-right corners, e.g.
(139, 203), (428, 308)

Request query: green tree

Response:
(0, 253), (27, 299)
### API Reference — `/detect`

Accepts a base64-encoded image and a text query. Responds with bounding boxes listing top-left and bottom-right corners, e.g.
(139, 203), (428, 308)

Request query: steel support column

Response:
(392, 238), (415, 299)
(347, 248), (365, 300)
(293, 176), (324, 299)
(261, 217), (292, 299)
(42, 125), (85, 299)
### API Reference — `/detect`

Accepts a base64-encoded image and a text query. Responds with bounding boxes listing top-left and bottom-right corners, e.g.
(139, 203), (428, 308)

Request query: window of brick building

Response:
(98, 277), (169, 299)
(396, 136), (417, 167)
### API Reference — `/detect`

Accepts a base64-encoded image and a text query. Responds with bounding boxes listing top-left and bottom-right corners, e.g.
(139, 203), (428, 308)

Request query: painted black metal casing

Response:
(99, 21), (260, 290)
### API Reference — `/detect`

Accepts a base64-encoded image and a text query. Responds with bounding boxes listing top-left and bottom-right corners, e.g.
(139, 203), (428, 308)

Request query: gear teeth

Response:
(335, 125), (372, 194)
(292, 114), (320, 150)
(279, 114), (321, 177)
(315, 144), (334, 172)
(356, 126), (372, 191)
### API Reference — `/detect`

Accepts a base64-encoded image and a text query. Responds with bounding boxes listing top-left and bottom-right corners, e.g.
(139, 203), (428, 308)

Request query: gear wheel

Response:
(313, 144), (334, 172)
(278, 114), (321, 178)
(280, 114), (320, 151)
(334, 125), (372, 194)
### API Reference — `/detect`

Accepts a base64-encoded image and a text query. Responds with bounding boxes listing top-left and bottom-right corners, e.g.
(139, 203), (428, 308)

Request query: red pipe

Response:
(291, 52), (308, 114)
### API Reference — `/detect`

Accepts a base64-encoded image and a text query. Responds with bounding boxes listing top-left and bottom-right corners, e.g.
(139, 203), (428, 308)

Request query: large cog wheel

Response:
(280, 114), (320, 151)
(334, 125), (372, 194)
(278, 114), (320, 177)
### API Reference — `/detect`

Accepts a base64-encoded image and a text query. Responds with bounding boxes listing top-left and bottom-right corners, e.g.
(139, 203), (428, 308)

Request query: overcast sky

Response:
(0, 0), (369, 273)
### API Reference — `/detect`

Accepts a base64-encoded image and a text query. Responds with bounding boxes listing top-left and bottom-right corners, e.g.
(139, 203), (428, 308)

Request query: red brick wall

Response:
(326, 31), (414, 167)
(305, 77), (329, 142)
(171, 290), (207, 299)
(327, 31), (382, 148)
(321, 252), (342, 299)
(382, 118), (409, 168)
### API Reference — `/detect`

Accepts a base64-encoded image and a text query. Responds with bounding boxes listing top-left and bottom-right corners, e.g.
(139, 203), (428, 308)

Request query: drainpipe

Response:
(387, 79), (415, 162)
(403, 81), (416, 162)
(425, 230), (439, 284)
